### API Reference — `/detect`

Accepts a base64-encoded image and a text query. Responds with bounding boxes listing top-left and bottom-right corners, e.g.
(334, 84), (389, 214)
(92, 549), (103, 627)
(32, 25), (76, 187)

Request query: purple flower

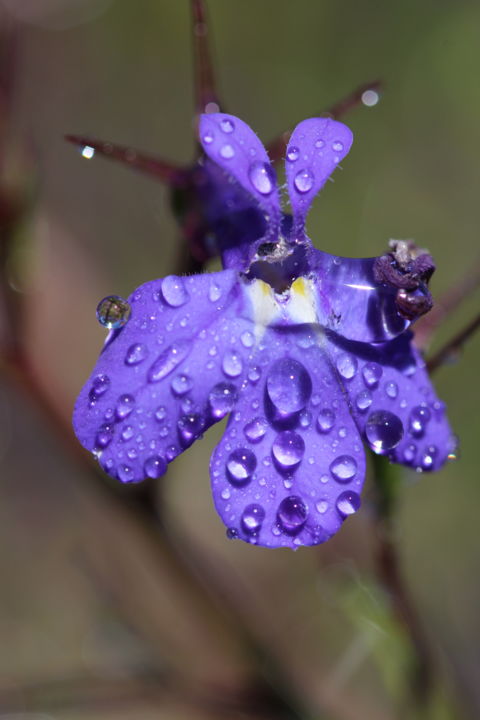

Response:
(73, 113), (454, 548)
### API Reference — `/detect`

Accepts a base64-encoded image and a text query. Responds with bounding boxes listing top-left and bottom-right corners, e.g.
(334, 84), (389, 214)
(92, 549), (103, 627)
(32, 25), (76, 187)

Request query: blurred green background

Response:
(0, 0), (479, 718)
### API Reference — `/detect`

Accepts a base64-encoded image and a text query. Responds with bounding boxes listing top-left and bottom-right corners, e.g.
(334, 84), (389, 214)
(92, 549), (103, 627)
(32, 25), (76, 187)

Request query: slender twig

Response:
(427, 311), (480, 374)
(191, 0), (221, 117)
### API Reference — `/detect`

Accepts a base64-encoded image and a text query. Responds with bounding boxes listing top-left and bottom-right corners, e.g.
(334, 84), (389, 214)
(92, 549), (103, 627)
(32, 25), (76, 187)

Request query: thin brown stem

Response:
(65, 135), (189, 187)
(427, 311), (480, 374)
(191, 0), (221, 116)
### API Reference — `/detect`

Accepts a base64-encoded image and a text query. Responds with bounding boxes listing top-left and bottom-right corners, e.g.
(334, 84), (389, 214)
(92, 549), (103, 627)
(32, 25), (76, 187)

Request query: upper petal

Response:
(285, 118), (353, 234)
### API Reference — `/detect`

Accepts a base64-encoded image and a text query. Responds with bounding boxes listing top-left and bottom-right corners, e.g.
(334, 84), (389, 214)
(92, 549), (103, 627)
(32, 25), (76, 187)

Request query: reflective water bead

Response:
(248, 366), (261, 383)
(272, 431), (305, 470)
(222, 350), (243, 378)
(203, 130), (214, 144)
(421, 445), (437, 471)
(208, 382), (238, 419)
(332, 140), (344, 152)
(362, 362), (383, 388)
(248, 161), (275, 195)
(336, 490), (361, 517)
(403, 443), (417, 463)
(385, 381), (398, 399)
(409, 405), (431, 438)
(144, 455), (167, 479)
(355, 389), (372, 412)
(116, 394), (135, 420)
(277, 496), (307, 533)
(330, 455), (357, 483)
(365, 410), (404, 453)
(161, 276), (189, 308)
(155, 406), (166, 422)
(316, 500), (328, 514)
(121, 425), (134, 441)
(220, 144), (235, 159)
(125, 343), (147, 366)
(171, 374), (193, 396)
(241, 504), (265, 534)
(299, 410), (312, 429)
(96, 295), (131, 329)
(227, 448), (257, 484)
(241, 330), (254, 348)
(286, 145), (299, 162)
(294, 168), (314, 193)
(118, 464), (135, 483)
(336, 353), (357, 380)
(226, 527), (238, 540)
(244, 417), (268, 443)
(266, 357), (312, 416)
(148, 340), (192, 383)
(317, 408), (335, 434)
(178, 413), (204, 446)
(95, 423), (114, 449)
(314, 139), (325, 149)
(89, 374), (110, 402)
(208, 282), (222, 302)
(220, 118), (234, 133)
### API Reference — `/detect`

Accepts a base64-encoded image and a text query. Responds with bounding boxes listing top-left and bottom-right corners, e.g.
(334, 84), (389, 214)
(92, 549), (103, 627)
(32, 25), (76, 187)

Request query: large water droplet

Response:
(178, 413), (203, 447)
(220, 118), (234, 133)
(336, 490), (361, 517)
(89, 374), (110, 403)
(294, 168), (314, 193)
(148, 340), (192, 383)
(161, 276), (189, 307)
(227, 448), (257, 484)
(244, 417), (268, 443)
(336, 353), (357, 380)
(171, 374), (193, 396)
(330, 455), (357, 483)
(208, 382), (238, 419)
(144, 455), (167, 479)
(277, 496), (307, 533)
(266, 357), (312, 417)
(317, 408), (335, 433)
(241, 504), (265, 534)
(355, 390), (372, 412)
(248, 161), (275, 195)
(220, 143), (235, 159)
(272, 431), (305, 470)
(96, 295), (131, 329)
(365, 410), (404, 453)
(286, 145), (299, 162)
(222, 350), (243, 378)
(125, 343), (147, 366)
(362, 362), (382, 388)
(409, 405), (431, 438)
(116, 394), (135, 420)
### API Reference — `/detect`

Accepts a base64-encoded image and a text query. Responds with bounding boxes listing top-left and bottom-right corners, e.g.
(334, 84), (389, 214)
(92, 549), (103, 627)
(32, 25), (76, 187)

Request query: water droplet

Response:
(248, 161), (275, 195)
(121, 425), (134, 441)
(125, 343), (147, 366)
(317, 408), (335, 433)
(365, 410), (404, 453)
(96, 295), (131, 329)
(409, 405), (431, 438)
(220, 118), (234, 133)
(403, 443), (416, 463)
(208, 282), (222, 302)
(361, 89), (380, 107)
(222, 350), (243, 378)
(294, 168), (314, 193)
(266, 357), (312, 417)
(81, 145), (95, 159)
(227, 448), (257, 484)
(220, 144), (235, 159)
(286, 145), (299, 162)
(226, 527), (238, 540)
(221, 488), (231, 500)
(316, 500), (328, 514)
(272, 431), (305, 470)
(144, 455), (167, 479)
(421, 445), (437, 471)
(277, 496), (307, 533)
(177, 413), (203, 447)
(241, 330), (254, 348)
(161, 276), (189, 307)
(330, 455), (357, 483)
(89, 374), (110, 402)
(208, 382), (238, 419)
(203, 130), (214, 144)
(244, 417), (268, 443)
(336, 490), (361, 517)
(385, 381), (398, 399)
(148, 340), (192, 383)
(155, 406), (166, 422)
(314, 139), (325, 149)
(248, 366), (261, 383)
(170, 374), (193, 397)
(336, 353), (357, 380)
(118, 464), (135, 483)
(241, 504), (265, 534)
(116, 394), (135, 420)
(299, 410), (312, 428)
(355, 389), (372, 412)
(95, 423), (114, 448)
(332, 141), (344, 152)
(362, 362), (382, 388)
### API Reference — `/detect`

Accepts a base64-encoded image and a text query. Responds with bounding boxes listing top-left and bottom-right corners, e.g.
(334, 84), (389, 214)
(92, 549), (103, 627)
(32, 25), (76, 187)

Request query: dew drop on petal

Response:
(161, 276), (189, 307)
(336, 490), (361, 517)
(355, 389), (372, 412)
(362, 362), (382, 388)
(332, 141), (344, 152)
(286, 145), (299, 162)
(208, 382), (238, 419)
(241, 330), (254, 348)
(208, 282), (222, 302)
(315, 139), (325, 149)
(272, 431), (305, 470)
(385, 381), (398, 399)
(89, 374), (110, 402)
(203, 130), (214, 144)
(177, 413), (203, 447)
(222, 350), (243, 378)
(96, 295), (131, 329)
(409, 405), (431, 438)
(248, 365), (261, 383)
(220, 118), (234, 133)
(421, 445), (437, 470)
(330, 455), (357, 483)
(277, 496), (307, 533)
(317, 408), (335, 433)
(403, 443), (417, 463)
(148, 340), (192, 383)
(220, 144), (235, 159)
(365, 410), (404, 453)
(118, 464), (135, 483)
(336, 353), (357, 380)
(316, 500), (328, 514)
(125, 343), (147, 366)
(144, 455), (167, 479)
(248, 161), (275, 195)
(241, 504), (265, 533)
(115, 394), (135, 420)
(155, 406), (166, 422)
(171, 374), (193, 396)
(244, 416), (268, 443)
(266, 357), (312, 416)
(227, 448), (257, 484)
(294, 168), (314, 193)
(95, 423), (114, 449)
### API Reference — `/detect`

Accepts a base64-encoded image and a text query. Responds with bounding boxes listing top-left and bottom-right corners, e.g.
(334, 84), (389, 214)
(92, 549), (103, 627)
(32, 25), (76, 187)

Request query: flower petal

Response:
(327, 333), (455, 471)
(73, 270), (255, 483)
(285, 118), (353, 234)
(210, 329), (366, 548)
